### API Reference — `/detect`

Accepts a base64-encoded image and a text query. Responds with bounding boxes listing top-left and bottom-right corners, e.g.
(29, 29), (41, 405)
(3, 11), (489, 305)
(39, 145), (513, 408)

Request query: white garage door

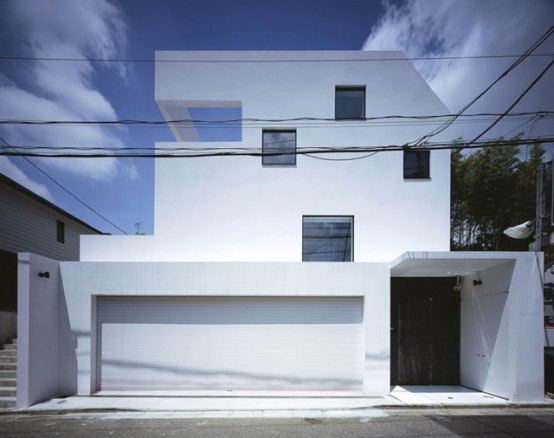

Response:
(96, 296), (363, 391)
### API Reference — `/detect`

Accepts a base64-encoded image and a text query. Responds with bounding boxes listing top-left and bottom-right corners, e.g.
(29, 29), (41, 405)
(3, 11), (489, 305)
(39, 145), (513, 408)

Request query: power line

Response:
(15, 115), (544, 133)
(0, 111), (551, 126)
(501, 117), (537, 138)
(409, 25), (554, 147)
(466, 57), (554, 147)
(0, 53), (552, 64)
(1, 137), (552, 159)
(304, 151), (380, 161)
(0, 135), (128, 234)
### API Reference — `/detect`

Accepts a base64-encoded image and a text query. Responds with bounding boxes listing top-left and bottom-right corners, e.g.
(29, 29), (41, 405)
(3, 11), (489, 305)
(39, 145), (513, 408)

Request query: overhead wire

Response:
(0, 135), (128, 234)
(1, 30), (552, 166)
(1, 137), (552, 159)
(0, 111), (551, 126)
(465, 57), (554, 148)
(409, 25), (554, 147)
(499, 117), (538, 138)
(304, 151), (380, 161)
(0, 53), (552, 64)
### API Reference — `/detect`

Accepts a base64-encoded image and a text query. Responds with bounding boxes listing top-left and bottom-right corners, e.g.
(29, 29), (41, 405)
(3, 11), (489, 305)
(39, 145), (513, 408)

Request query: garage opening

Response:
(391, 277), (460, 386)
(95, 296), (363, 392)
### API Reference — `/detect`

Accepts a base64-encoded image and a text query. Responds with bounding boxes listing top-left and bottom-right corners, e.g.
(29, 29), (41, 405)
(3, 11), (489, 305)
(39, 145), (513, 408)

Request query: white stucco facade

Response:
(16, 51), (545, 407)
(81, 51), (451, 263)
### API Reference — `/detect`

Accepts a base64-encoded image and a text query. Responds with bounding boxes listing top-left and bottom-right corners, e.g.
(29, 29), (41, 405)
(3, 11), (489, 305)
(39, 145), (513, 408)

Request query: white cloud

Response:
(0, 157), (53, 201)
(121, 163), (139, 181)
(363, 0), (554, 139)
(0, 0), (135, 182)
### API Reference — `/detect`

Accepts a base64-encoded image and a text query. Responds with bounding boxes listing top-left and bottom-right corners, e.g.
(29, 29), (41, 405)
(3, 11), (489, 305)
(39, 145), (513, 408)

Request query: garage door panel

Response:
(97, 296), (363, 390)
(98, 296), (362, 324)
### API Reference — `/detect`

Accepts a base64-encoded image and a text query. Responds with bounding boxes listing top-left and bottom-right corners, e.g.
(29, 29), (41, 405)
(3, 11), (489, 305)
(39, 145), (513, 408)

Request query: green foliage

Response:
(451, 137), (549, 252)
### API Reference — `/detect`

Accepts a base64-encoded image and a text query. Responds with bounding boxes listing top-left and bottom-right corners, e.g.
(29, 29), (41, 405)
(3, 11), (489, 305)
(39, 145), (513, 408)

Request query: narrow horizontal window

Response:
(262, 130), (296, 165)
(404, 150), (430, 179)
(303, 216), (353, 262)
(335, 86), (365, 120)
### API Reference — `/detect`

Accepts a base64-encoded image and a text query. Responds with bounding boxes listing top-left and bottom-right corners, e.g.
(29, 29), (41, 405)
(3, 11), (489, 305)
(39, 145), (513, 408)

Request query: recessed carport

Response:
(390, 251), (544, 403)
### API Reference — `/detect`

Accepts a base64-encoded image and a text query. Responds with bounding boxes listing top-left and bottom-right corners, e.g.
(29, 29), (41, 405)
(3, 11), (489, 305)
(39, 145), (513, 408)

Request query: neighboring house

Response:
(0, 173), (102, 344)
(17, 51), (544, 408)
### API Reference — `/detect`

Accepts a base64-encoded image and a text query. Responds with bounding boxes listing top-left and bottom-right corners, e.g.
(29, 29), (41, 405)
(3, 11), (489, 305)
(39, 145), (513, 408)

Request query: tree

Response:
(451, 136), (549, 253)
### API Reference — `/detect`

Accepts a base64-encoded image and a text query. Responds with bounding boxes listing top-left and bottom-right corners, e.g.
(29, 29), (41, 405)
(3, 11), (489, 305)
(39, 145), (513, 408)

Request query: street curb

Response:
(0, 403), (553, 417)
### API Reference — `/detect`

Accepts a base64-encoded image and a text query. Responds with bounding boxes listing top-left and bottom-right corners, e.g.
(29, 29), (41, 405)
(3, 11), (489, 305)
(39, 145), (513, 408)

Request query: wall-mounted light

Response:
(473, 279), (482, 286)
(453, 276), (462, 292)
(38, 271), (50, 279)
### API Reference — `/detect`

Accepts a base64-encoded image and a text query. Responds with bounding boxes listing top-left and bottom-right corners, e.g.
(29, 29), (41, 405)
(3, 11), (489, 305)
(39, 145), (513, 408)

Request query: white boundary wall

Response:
(17, 253), (60, 408)
(15, 251), (545, 407)
(58, 261), (390, 397)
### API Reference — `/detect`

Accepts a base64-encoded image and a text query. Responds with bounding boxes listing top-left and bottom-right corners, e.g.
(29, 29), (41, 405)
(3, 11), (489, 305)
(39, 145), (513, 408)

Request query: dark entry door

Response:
(391, 278), (460, 386)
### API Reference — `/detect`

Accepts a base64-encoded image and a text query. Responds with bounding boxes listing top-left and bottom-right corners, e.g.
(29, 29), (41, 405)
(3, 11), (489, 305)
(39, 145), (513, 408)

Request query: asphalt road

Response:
(0, 408), (553, 437)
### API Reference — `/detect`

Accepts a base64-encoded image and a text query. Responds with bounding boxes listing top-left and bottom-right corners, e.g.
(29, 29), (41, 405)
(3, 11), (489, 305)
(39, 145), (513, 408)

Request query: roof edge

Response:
(0, 173), (105, 235)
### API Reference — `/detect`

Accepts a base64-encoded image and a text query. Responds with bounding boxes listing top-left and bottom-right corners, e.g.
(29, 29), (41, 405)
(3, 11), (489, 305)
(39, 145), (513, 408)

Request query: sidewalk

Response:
(2, 387), (553, 418)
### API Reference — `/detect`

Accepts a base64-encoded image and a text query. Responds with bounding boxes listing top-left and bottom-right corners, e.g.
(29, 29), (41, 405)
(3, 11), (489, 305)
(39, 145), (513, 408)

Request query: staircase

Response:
(0, 339), (17, 408)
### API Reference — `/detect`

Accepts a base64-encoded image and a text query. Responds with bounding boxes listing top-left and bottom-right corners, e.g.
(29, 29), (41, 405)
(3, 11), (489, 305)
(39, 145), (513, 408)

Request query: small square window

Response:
(404, 150), (430, 179)
(302, 216), (353, 262)
(262, 130), (296, 165)
(56, 220), (65, 244)
(335, 86), (365, 120)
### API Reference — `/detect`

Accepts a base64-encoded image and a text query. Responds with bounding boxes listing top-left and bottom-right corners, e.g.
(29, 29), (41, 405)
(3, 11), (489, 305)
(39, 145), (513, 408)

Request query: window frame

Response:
(262, 129), (297, 166)
(403, 150), (431, 179)
(302, 215), (354, 262)
(335, 86), (366, 120)
(56, 219), (65, 244)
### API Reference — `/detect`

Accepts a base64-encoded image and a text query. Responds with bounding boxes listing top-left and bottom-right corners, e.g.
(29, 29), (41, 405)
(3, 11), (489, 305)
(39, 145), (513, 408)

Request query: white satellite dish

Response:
(503, 220), (534, 239)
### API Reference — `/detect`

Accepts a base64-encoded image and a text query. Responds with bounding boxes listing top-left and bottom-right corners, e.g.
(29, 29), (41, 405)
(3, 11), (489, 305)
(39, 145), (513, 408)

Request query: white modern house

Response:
(17, 51), (544, 407)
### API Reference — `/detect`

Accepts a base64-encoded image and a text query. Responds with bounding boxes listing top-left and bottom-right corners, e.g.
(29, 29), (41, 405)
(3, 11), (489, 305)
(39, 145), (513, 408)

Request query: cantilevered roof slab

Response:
(390, 251), (526, 277)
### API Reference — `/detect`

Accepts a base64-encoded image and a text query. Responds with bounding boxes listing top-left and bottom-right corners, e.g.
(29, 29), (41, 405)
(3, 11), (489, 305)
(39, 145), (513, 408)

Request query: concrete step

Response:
(0, 363), (16, 371)
(0, 370), (16, 378)
(0, 356), (17, 363)
(0, 387), (16, 397)
(2, 344), (17, 351)
(0, 397), (15, 408)
(0, 378), (16, 388)
(1, 352), (16, 358)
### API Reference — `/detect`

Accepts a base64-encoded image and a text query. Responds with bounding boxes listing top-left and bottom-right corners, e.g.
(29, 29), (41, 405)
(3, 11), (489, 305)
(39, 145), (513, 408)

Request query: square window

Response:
(302, 216), (353, 262)
(262, 130), (296, 165)
(56, 220), (65, 244)
(335, 86), (365, 120)
(404, 150), (430, 179)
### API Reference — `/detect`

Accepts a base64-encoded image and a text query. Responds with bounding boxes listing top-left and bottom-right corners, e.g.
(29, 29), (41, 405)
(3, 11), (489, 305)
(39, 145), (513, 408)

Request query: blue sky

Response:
(0, 0), (553, 235)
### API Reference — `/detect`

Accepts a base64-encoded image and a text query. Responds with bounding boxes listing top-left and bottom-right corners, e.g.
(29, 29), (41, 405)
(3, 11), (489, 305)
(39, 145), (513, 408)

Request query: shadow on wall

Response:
(57, 276), (78, 396)
(97, 356), (360, 389)
(461, 261), (514, 398)
(0, 311), (17, 346)
(0, 249), (17, 345)
(0, 249), (17, 310)
(469, 283), (508, 375)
